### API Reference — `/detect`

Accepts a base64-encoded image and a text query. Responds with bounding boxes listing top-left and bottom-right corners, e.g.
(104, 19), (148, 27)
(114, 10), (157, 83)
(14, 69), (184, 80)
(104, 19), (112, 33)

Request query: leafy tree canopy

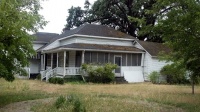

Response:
(0, 0), (46, 81)
(150, 0), (200, 93)
(63, 0), (165, 42)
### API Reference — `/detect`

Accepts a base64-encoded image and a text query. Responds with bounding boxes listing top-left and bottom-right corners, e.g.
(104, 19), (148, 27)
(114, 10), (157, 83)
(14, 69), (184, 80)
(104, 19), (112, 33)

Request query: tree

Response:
(150, 0), (200, 94)
(0, 0), (46, 81)
(63, 0), (163, 42)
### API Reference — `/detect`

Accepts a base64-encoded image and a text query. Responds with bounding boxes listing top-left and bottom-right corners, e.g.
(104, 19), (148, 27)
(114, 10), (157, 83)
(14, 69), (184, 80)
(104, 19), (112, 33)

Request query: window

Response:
(84, 51), (91, 63)
(46, 54), (51, 66)
(98, 52), (105, 64)
(127, 53), (132, 66)
(132, 54), (137, 66)
(91, 52), (97, 63)
(122, 53), (126, 66)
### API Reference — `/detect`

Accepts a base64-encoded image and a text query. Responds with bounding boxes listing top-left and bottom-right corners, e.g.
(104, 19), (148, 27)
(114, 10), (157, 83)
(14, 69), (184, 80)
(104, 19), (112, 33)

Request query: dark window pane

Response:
(127, 54), (132, 66)
(98, 52), (104, 64)
(138, 54), (142, 66)
(122, 53), (126, 66)
(110, 53), (114, 64)
(65, 51), (69, 67)
(91, 52), (97, 63)
(75, 51), (82, 67)
(84, 52), (90, 63)
(132, 54), (137, 66)
(46, 53), (51, 66)
(105, 53), (109, 63)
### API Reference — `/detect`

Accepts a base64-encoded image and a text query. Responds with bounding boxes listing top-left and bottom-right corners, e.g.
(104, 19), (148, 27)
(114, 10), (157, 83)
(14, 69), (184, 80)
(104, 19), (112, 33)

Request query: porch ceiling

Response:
(44, 43), (145, 53)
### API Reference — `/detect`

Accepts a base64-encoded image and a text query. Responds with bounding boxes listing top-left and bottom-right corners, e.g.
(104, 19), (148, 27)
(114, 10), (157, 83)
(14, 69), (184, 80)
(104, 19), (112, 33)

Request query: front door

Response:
(114, 56), (121, 76)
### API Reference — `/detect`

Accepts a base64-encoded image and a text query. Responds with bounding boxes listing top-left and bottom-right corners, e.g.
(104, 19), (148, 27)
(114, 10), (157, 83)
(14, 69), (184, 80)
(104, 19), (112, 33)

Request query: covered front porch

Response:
(40, 50), (84, 81)
(39, 43), (145, 82)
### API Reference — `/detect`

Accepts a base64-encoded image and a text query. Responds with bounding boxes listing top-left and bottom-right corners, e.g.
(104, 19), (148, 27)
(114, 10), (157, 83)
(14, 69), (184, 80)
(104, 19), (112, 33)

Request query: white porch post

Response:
(51, 53), (53, 69)
(81, 50), (85, 64)
(44, 53), (46, 70)
(57, 52), (58, 68)
(41, 54), (44, 70)
(63, 51), (66, 76)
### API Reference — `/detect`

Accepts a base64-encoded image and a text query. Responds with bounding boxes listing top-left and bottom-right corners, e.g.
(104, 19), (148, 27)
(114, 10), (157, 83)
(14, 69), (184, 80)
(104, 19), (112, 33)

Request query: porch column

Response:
(81, 50), (85, 64)
(57, 52), (58, 68)
(63, 51), (66, 76)
(44, 53), (46, 70)
(41, 54), (44, 70)
(51, 53), (53, 69)
(141, 53), (145, 66)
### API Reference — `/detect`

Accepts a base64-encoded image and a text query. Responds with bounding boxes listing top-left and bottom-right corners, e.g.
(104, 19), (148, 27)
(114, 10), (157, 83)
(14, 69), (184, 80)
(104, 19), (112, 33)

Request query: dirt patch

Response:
(0, 98), (54, 112)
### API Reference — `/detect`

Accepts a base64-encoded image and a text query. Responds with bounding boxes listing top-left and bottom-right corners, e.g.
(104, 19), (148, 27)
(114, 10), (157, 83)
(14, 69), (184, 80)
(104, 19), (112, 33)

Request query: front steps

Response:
(115, 77), (128, 84)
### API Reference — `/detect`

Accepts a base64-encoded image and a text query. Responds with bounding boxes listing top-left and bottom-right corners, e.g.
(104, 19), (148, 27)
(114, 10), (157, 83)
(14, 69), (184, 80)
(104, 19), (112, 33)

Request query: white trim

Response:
(57, 52), (58, 67)
(43, 48), (145, 54)
(126, 53), (127, 66)
(58, 34), (135, 41)
(63, 51), (66, 76)
(81, 50), (85, 64)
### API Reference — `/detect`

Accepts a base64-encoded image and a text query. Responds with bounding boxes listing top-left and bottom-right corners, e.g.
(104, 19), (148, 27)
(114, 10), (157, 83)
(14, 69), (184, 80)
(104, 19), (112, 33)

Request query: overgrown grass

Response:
(1, 78), (200, 112)
(0, 78), (53, 107)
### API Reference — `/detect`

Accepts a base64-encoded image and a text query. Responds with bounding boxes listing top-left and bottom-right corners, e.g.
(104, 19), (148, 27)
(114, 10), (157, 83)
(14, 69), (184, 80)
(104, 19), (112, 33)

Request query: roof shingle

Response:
(137, 40), (171, 57)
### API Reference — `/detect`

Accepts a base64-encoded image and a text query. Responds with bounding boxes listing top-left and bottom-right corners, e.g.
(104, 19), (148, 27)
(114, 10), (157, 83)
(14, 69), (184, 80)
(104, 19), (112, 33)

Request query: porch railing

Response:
(65, 67), (81, 75)
(41, 67), (82, 82)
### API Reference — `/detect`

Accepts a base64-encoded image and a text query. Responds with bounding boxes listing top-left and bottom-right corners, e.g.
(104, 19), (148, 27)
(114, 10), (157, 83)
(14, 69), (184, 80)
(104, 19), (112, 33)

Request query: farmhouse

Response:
(29, 24), (170, 83)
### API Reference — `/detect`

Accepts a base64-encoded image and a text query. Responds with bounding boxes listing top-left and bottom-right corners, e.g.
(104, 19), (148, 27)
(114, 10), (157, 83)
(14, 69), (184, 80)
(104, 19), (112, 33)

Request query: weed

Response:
(54, 95), (66, 108)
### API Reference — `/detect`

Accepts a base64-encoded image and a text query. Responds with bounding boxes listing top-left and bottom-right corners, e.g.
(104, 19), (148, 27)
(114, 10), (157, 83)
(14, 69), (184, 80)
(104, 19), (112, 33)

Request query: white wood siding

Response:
(69, 51), (76, 67)
(33, 43), (44, 50)
(60, 38), (77, 46)
(143, 53), (152, 80)
(59, 36), (133, 46)
(29, 59), (40, 74)
(43, 40), (60, 50)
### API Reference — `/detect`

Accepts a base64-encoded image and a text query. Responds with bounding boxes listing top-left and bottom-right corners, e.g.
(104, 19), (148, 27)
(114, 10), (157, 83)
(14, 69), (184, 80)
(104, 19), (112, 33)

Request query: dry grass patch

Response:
(1, 78), (200, 111)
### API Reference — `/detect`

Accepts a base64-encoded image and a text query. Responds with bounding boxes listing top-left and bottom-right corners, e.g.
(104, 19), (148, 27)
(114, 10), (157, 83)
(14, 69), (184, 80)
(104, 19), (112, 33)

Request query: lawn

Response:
(0, 78), (200, 112)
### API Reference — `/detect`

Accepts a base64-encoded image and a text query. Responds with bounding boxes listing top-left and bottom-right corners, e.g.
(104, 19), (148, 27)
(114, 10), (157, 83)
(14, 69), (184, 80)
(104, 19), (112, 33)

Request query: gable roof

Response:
(39, 24), (136, 51)
(44, 43), (144, 53)
(61, 24), (135, 39)
(137, 40), (171, 57)
(32, 32), (59, 43)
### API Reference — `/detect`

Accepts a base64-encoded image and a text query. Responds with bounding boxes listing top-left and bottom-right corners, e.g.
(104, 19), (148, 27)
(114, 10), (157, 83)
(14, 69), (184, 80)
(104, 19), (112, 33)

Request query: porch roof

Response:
(44, 43), (144, 53)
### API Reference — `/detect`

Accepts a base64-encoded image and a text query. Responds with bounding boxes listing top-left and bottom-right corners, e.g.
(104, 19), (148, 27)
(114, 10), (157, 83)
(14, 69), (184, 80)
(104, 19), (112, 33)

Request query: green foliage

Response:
(54, 94), (86, 111)
(149, 71), (160, 84)
(147, 0), (200, 93)
(36, 74), (41, 80)
(63, 0), (161, 41)
(0, 0), (46, 81)
(73, 98), (86, 112)
(54, 95), (66, 109)
(49, 77), (64, 85)
(82, 63), (117, 83)
(160, 64), (189, 84)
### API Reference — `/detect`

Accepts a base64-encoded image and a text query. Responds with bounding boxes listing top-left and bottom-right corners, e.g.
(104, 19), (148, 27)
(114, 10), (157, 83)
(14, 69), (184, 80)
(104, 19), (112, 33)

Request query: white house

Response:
(29, 24), (170, 82)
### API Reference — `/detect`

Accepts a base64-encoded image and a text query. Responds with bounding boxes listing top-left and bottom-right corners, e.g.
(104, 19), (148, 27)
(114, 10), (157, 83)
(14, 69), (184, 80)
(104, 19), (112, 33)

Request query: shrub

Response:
(149, 71), (160, 84)
(73, 98), (86, 112)
(160, 64), (189, 84)
(54, 95), (66, 109)
(49, 77), (64, 85)
(82, 63), (117, 83)
(36, 74), (41, 80)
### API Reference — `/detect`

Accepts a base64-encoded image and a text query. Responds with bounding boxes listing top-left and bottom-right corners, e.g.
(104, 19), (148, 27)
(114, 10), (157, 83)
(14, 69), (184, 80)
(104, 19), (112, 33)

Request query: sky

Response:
(39, 0), (96, 34)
